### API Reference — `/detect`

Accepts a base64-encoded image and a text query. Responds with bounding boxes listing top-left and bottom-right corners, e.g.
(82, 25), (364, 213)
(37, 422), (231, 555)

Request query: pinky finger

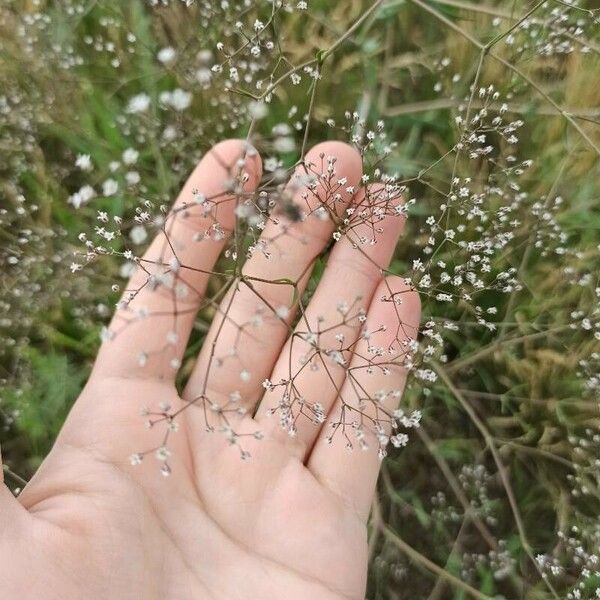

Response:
(306, 276), (421, 522)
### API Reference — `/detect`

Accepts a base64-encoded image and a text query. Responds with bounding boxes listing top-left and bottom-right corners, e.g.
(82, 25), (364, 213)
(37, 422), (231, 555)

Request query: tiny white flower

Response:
(390, 433), (409, 448)
(273, 136), (295, 153)
(69, 185), (96, 208)
(102, 179), (119, 197)
(125, 171), (140, 186)
(157, 46), (177, 64)
(160, 88), (193, 111)
(275, 305), (289, 319)
(129, 225), (148, 245)
(122, 148), (139, 165)
(248, 101), (268, 119)
(129, 453), (143, 466)
(155, 446), (170, 461)
(126, 93), (151, 114)
(75, 154), (93, 171)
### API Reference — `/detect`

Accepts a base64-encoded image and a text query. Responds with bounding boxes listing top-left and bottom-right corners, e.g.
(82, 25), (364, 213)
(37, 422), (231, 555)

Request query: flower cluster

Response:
(2, 0), (599, 597)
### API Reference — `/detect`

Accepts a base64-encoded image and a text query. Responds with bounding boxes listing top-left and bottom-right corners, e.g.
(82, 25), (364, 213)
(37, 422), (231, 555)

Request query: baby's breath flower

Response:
(126, 93), (151, 114)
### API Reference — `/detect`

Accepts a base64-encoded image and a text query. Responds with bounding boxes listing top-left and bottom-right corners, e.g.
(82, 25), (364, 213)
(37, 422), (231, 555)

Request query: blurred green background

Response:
(1, 1), (599, 598)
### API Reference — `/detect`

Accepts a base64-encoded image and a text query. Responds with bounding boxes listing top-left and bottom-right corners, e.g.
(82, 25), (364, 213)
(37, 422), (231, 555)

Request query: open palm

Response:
(1, 140), (420, 600)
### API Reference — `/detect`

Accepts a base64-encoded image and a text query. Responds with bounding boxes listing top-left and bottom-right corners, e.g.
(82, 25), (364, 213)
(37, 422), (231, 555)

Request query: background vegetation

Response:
(1, 0), (599, 598)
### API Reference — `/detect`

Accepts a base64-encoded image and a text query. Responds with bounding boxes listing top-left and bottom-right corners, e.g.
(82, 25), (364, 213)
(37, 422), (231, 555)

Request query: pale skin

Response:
(1, 139), (420, 600)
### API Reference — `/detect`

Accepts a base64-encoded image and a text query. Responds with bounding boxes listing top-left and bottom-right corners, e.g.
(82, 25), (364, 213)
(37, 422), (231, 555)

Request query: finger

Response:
(94, 139), (262, 380)
(182, 142), (363, 420)
(255, 184), (408, 457)
(307, 276), (420, 521)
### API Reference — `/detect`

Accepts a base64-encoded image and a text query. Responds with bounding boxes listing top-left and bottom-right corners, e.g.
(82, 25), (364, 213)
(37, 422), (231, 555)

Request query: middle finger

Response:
(182, 141), (362, 435)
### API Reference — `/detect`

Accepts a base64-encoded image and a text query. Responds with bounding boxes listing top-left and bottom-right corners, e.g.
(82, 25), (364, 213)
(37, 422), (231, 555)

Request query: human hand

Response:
(1, 139), (420, 600)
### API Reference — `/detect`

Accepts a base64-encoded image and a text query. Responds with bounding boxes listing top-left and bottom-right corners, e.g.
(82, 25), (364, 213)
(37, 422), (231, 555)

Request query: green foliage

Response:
(1, 0), (599, 597)
(2, 350), (88, 473)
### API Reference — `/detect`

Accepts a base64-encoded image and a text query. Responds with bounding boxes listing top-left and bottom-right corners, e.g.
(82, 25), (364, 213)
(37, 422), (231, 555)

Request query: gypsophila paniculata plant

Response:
(1, 0), (599, 597)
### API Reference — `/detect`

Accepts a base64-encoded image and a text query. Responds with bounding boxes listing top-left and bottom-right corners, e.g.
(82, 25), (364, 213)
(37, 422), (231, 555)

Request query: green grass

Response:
(1, 1), (599, 598)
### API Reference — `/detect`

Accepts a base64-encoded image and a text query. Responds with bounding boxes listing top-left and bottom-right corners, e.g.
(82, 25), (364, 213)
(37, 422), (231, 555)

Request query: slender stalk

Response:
(300, 71), (320, 161)
(417, 427), (499, 549)
(260, 0), (384, 101)
(426, 518), (469, 600)
(435, 365), (562, 600)
(2, 465), (28, 488)
(408, 0), (600, 157)
(446, 325), (570, 374)
(381, 525), (493, 600)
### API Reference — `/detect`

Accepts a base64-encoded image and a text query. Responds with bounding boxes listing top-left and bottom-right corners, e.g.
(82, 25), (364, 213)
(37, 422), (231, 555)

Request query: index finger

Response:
(94, 139), (263, 380)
